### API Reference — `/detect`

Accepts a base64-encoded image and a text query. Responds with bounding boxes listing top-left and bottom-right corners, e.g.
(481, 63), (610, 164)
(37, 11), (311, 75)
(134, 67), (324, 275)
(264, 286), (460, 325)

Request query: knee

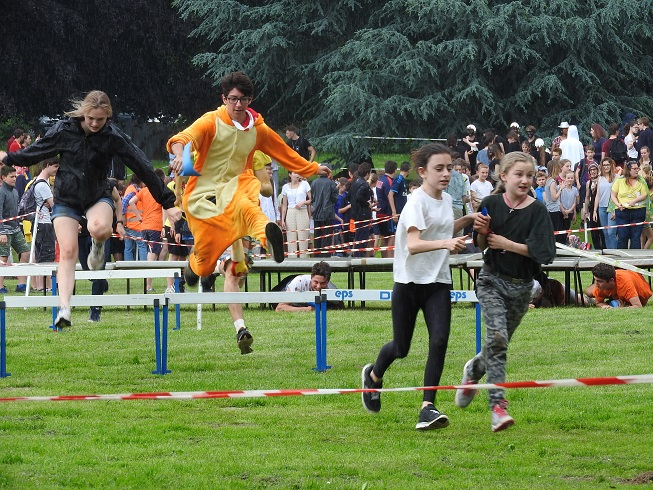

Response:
(393, 344), (410, 360)
(59, 245), (77, 262)
(87, 220), (113, 241)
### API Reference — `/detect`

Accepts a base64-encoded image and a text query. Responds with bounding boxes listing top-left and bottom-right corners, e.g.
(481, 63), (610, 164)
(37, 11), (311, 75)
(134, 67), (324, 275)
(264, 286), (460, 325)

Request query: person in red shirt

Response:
(589, 263), (652, 308)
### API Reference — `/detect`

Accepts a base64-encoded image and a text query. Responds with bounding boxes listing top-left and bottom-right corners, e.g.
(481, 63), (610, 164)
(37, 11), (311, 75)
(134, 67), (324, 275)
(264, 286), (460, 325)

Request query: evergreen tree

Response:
(1, 0), (214, 123)
(175, 0), (653, 158)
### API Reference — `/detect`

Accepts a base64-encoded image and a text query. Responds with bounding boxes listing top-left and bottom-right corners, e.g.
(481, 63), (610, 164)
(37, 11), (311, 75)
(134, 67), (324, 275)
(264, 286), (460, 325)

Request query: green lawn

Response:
(0, 271), (651, 488)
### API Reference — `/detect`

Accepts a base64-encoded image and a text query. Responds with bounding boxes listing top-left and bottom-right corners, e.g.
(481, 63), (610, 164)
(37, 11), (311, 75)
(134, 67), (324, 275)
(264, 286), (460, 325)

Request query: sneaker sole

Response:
(361, 363), (380, 414)
(55, 317), (71, 328)
(416, 414), (450, 431)
(237, 330), (254, 355)
(237, 336), (253, 355)
(492, 417), (515, 432)
(265, 222), (285, 263)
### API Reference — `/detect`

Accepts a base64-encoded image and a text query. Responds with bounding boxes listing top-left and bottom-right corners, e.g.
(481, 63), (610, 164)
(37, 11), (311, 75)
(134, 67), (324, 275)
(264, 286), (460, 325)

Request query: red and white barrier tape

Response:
(0, 374), (650, 403)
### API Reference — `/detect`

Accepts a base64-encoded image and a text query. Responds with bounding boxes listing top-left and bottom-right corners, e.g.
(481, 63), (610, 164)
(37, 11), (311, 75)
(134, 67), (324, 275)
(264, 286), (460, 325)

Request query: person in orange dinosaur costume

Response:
(167, 71), (331, 286)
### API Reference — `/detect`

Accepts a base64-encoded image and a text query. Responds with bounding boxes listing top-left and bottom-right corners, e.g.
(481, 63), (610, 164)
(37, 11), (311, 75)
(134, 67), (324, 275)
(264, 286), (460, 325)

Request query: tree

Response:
(175, 0), (653, 159)
(1, 0), (215, 125)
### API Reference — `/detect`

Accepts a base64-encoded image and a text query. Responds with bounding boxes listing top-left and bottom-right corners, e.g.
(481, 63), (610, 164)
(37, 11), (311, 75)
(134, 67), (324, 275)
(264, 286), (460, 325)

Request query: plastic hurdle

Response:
(163, 291), (324, 372)
(0, 294), (169, 377)
(320, 289), (481, 373)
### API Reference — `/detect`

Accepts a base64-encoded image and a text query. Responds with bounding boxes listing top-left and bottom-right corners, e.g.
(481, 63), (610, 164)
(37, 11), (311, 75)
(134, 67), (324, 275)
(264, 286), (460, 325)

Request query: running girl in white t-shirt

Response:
(361, 143), (477, 431)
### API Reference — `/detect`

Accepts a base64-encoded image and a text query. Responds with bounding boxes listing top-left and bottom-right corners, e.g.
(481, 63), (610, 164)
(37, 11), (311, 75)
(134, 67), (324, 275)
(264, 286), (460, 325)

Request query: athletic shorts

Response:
(142, 229), (163, 255)
(0, 230), (30, 257)
(51, 197), (115, 223)
(164, 226), (190, 257)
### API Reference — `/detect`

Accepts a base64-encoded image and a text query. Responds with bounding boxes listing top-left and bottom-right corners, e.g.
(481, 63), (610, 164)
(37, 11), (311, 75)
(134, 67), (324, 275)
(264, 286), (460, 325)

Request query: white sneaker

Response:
(165, 285), (176, 294)
(55, 306), (72, 328)
(87, 238), (105, 270)
(454, 359), (478, 408)
(491, 400), (515, 432)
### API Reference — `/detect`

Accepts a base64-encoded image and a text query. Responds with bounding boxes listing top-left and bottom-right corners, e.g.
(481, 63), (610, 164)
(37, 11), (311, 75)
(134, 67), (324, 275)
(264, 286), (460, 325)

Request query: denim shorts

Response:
(51, 197), (115, 223)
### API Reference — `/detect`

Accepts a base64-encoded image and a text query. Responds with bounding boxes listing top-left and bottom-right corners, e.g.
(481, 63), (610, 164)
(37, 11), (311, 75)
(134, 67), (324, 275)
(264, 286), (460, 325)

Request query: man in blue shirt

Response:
(389, 161), (410, 224)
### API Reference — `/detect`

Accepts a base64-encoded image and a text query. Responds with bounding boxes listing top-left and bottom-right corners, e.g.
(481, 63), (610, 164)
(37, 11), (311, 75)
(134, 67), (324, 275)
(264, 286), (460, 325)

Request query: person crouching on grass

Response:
(361, 143), (477, 431)
(454, 151), (556, 432)
(0, 90), (181, 328)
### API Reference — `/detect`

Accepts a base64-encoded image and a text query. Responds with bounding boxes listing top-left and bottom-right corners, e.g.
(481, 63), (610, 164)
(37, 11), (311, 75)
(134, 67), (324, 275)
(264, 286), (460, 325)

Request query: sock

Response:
(234, 319), (245, 332)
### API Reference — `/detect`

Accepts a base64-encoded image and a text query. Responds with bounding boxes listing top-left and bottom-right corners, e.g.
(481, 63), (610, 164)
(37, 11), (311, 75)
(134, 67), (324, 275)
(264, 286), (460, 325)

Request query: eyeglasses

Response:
(224, 96), (252, 105)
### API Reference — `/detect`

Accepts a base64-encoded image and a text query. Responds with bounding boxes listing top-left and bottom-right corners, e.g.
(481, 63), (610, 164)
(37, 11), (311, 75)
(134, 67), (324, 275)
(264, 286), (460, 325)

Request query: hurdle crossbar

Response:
(0, 294), (168, 377)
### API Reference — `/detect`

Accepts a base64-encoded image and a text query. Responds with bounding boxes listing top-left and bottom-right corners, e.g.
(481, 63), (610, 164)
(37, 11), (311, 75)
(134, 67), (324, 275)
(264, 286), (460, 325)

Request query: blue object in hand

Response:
(481, 207), (488, 216)
(179, 142), (201, 177)
(608, 299), (619, 308)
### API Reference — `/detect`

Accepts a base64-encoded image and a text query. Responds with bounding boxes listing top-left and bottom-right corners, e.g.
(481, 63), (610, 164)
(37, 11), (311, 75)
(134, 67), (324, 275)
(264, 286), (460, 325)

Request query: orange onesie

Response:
(166, 106), (318, 277)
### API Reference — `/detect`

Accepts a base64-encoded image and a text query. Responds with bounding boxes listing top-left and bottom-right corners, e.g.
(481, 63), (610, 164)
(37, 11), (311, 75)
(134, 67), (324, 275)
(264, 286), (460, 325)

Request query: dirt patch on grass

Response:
(621, 471), (653, 484)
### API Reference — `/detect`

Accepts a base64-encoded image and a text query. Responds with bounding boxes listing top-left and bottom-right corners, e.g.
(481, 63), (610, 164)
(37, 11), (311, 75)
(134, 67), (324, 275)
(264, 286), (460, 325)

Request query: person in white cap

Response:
(552, 121), (570, 150)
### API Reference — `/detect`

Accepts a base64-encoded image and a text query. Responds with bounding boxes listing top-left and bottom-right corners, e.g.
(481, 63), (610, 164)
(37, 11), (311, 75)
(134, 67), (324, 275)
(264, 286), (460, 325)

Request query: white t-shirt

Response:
(470, 179), (494, 199)
(393, 188), (453, 285)
(34, 179), (53, 224)
(282, 180), (311, 209)
(625, 134), (638, 159)
(283, 275), (336, 292)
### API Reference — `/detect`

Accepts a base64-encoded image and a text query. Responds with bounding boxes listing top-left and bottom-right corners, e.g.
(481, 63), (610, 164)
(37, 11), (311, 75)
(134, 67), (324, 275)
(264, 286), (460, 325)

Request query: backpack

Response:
(18, 178), (47, 220)
(608, 138), (628, 164)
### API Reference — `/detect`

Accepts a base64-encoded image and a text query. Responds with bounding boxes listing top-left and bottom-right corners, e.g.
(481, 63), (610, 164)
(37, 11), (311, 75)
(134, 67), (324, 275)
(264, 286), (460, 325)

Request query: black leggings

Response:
(374, 282), (451, 404)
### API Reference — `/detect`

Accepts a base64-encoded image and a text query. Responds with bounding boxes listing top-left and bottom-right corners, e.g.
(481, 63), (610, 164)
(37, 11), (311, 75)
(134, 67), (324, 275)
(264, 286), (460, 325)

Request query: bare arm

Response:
(405, 227), (467, 255)
(275, 303), (314, 312)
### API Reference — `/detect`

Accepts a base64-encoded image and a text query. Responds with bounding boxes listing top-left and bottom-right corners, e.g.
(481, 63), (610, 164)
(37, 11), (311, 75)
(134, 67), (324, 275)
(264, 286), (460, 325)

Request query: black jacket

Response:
(350, 176), (372, 221)
(3, 118), (175, 211)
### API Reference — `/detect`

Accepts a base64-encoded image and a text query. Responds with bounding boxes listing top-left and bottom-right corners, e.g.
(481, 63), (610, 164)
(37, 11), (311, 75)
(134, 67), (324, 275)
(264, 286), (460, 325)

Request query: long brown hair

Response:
(600, 157), (616, 183)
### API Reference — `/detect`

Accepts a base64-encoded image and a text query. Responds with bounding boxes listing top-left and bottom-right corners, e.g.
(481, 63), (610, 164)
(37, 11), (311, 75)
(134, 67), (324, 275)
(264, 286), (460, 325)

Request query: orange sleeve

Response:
(256, 124), (319, 178)
(166, 111), (218, 154)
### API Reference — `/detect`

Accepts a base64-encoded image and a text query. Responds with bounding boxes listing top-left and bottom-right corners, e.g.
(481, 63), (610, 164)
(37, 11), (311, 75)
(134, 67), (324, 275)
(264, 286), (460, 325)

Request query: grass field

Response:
(0, 271), (651, 489)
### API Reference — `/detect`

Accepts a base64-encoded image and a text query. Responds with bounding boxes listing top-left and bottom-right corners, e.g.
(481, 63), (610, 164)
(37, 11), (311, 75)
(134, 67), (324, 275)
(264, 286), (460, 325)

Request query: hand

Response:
(0, 235), (6, 245)
(174, 233), (181, 244)
(392, 214), (399, 223)
(281, 220), (286, 231)
(0, 151), (6, 163)
(170, 153), (183, 175)
(295, 203), (303, 209)
(165, 207), (182, 223)
(317, 165), (332, 178)
(444, 236), (468, 254)
(486, 233), (510, 250)
(473, 212), (492, 235)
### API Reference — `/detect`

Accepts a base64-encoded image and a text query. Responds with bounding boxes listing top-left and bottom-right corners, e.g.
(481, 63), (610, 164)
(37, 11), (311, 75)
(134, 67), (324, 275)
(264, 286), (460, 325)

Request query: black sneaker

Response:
(265, 222), (284, 263)
(415, 404), (450, 431)
(236, 327), (253, 355)
(88, 307), (101, 323)
(361, 363), (382, 413)
(184, 264), (199, 287)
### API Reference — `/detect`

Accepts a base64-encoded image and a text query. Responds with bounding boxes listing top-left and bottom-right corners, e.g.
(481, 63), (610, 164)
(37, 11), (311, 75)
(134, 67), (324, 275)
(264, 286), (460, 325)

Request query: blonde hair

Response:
(64, 90), (113, 119)
(492, 151), (536, 194)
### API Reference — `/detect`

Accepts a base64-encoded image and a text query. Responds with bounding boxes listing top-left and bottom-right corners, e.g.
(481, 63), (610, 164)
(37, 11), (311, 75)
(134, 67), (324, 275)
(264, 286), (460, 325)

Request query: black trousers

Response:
(374, 282), (451, 404)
